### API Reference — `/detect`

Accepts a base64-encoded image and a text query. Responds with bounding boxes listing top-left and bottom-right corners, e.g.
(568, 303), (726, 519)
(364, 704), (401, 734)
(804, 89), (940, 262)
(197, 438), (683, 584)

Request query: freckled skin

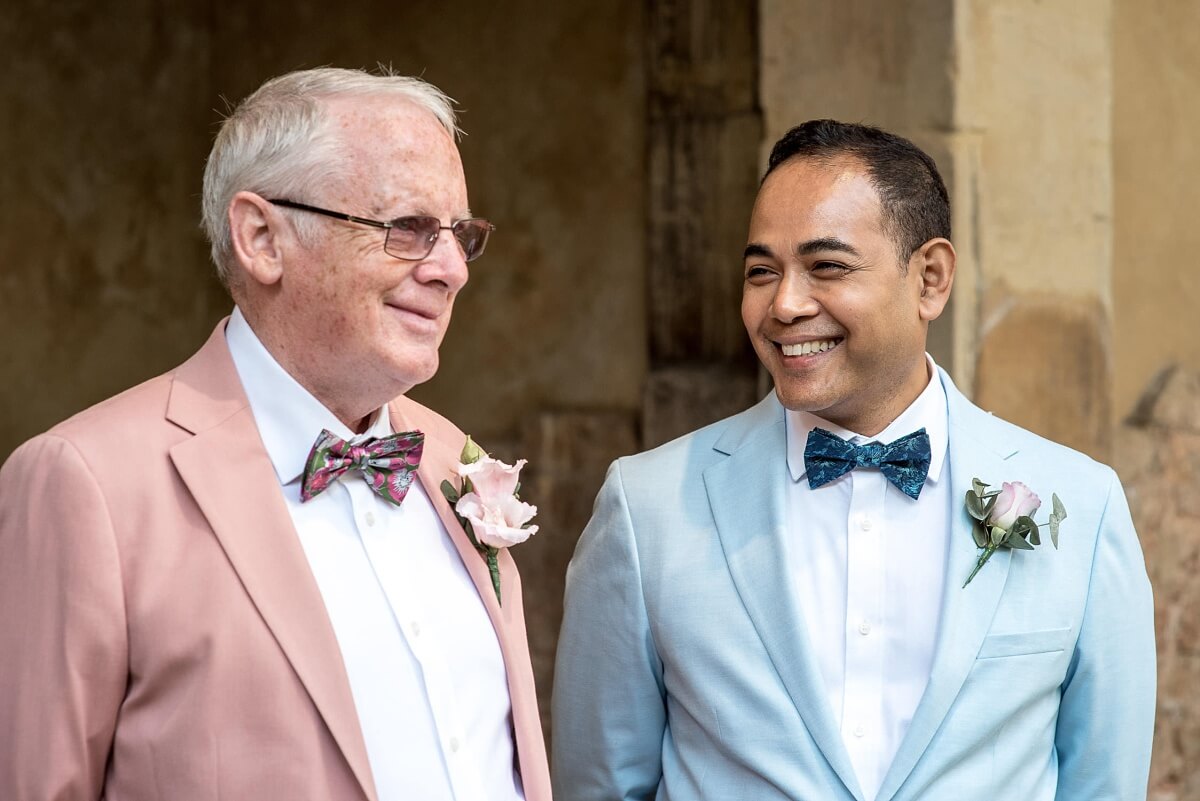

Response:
(741, 157), (935, 437)
(245, 96), (471, 431)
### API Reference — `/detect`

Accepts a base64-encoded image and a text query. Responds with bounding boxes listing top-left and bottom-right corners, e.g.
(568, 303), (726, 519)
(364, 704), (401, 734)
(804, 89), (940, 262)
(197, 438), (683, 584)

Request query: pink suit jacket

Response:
(0, 319), (552, 801)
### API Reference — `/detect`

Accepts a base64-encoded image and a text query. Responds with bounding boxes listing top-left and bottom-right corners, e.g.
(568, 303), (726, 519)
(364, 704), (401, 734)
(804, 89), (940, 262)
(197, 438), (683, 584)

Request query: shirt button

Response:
(858, 619), (871, 636)
(364, 511), (376, 527)
(860, 516), (873, 531)
(449, 736), (460, 753)
(854, 725), (866, 738)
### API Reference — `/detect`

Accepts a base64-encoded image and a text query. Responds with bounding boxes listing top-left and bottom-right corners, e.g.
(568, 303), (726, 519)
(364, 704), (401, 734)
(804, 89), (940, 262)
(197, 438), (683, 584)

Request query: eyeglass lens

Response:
(384, 216), (492, 262)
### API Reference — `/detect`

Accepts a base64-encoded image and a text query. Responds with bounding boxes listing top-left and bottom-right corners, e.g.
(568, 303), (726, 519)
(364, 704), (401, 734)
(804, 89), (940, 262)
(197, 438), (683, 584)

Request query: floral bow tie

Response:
(803, 427), (931, 500)
(300, 429), (425, 505)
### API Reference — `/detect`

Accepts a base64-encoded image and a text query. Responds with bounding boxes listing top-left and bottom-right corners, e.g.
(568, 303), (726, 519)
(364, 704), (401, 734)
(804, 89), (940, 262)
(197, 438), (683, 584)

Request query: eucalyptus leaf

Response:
(972, 477), (988, 496)
(1007, 533), (1035, 550)
(990, 525), (1007, 547)
(1052, 493), (1067, 521)
(981, 489), (1001, 499)
(440, 479), (460, 505)
(1049, 515), (1061, 549)
(972, 520), (989, 548)
(1016, 515), (1039, 546)
(966, 491), (987, 521)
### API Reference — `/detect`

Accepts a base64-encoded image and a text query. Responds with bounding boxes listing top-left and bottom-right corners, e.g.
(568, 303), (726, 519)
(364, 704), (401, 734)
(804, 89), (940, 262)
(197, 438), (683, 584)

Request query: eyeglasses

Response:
(268, 199), (494, 262)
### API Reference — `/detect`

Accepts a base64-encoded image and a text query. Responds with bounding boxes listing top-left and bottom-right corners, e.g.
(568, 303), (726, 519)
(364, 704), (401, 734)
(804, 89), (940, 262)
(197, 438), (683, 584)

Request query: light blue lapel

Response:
(875, 369), (1019, 801)
(703, 394), (866, 801)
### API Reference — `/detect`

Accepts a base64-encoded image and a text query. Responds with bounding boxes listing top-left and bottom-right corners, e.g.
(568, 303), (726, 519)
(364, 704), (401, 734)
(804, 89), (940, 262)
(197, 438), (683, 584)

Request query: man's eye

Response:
(745, 265), (774, 279)
(812, 261), (849, 273)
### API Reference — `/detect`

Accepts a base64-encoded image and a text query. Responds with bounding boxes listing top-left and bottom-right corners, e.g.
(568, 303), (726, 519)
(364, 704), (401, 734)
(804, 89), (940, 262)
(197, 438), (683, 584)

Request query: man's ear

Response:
(913, 237), (956, 322)
(228, 192), (286, 287)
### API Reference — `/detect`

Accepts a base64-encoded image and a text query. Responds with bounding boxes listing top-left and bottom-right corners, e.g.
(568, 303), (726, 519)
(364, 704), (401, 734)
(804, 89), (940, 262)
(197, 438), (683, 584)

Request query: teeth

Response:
(782, 339), (838, 357)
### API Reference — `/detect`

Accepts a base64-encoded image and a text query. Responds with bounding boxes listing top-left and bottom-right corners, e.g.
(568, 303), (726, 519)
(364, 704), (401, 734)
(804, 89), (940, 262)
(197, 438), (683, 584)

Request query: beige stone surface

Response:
(974, 287), (1112, 461)
(1113, 0), (1200, 424)
(1117, 368), (1200, 801)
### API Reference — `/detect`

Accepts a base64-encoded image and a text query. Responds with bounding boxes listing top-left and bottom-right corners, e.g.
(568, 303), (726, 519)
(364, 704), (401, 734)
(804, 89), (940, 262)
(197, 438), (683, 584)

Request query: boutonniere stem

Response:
(440, 436), (538, 605)
(963, 478), (1066, 587)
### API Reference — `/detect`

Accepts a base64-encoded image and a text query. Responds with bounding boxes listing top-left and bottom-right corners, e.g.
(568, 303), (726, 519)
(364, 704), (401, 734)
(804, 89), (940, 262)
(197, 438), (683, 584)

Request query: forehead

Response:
(324, 95), (467, 212)
(750, 157), (885, 238)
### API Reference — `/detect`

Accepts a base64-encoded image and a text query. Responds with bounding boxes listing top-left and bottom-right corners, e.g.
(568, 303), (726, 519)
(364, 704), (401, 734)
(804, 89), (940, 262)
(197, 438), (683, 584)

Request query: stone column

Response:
(643, 0), (763, 448)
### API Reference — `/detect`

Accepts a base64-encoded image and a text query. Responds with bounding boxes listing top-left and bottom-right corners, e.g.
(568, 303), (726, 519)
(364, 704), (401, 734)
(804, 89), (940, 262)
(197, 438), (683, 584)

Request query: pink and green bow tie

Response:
(300, 429), (425, 506)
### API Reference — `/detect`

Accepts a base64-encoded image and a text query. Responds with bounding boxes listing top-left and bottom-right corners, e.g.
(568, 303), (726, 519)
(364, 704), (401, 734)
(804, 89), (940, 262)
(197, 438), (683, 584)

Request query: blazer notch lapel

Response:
(170, 408), (379, 801)
(704, 421), (866, 801)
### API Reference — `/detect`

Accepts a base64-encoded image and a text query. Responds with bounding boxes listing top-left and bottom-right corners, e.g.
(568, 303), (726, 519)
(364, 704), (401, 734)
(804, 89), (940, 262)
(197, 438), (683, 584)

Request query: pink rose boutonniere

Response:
(963, 478), (1067, 587)
(441, 437), (538, 605)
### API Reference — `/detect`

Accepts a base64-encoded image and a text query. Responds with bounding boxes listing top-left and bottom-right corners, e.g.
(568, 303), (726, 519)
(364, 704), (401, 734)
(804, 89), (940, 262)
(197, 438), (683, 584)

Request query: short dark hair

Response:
(765, 119), (951, 264)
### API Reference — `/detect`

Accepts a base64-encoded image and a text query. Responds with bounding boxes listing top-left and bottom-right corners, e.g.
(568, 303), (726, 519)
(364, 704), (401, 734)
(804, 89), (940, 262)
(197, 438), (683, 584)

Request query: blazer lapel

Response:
(388, 400), (551, 801)
(166, 322), (378, 801)
(875, 372), (1018, 801)
(704, 397), (866, 801)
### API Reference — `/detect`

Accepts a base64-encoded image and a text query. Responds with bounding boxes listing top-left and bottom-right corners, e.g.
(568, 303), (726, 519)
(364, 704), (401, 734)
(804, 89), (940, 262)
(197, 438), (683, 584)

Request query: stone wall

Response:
(1119, 367), (1200, 801)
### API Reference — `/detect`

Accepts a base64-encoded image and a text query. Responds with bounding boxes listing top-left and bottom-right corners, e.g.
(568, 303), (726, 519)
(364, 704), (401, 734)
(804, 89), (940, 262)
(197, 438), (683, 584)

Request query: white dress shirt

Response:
(784, 356), (951, 801)
(225, 308), (523, 801)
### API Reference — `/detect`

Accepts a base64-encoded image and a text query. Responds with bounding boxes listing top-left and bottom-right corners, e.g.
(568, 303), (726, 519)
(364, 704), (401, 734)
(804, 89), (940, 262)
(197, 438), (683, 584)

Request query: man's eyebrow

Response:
(797, 237), (860, 257)
(743, 243), (773, 259)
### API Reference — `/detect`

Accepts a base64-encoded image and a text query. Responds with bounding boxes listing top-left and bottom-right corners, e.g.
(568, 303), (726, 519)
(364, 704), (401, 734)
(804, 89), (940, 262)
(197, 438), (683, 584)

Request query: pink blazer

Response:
(0, 319), (551, 801)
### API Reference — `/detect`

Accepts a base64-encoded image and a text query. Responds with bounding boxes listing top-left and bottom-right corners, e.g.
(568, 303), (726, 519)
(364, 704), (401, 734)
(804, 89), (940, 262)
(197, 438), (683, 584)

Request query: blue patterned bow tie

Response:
(803, 427), (931, 499)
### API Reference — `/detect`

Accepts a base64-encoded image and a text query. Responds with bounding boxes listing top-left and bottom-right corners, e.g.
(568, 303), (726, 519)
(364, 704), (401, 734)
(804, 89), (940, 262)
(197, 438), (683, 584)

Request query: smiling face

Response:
(240, 95), (471, 428)
(742, 156), (940, 436)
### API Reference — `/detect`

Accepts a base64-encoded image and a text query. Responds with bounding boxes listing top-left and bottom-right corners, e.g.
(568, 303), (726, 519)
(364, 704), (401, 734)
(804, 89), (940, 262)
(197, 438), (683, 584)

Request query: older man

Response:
(553, 120), (1155, 800)
(0, 68), (550, 801)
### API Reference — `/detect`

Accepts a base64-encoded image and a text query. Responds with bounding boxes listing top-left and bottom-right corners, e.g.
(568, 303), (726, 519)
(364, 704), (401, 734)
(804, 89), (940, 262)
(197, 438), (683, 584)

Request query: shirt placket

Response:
(344, 479), (484, 801)
(842, 466), (887, 794)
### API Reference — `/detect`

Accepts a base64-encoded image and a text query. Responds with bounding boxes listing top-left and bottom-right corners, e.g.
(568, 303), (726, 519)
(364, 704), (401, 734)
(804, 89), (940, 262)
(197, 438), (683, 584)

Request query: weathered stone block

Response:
(642, 363), (759, 449)
(975, 288), (1112, 462)
(511, 410), (640, 740)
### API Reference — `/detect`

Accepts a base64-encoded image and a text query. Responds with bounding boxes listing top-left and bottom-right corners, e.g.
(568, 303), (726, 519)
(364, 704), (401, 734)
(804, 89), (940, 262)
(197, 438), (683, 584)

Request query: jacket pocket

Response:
(977, 626), (1073, 659)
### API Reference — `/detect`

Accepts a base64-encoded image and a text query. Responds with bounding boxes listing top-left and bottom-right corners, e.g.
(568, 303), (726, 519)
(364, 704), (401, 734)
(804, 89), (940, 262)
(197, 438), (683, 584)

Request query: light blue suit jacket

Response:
(552, 369), (1155, 801)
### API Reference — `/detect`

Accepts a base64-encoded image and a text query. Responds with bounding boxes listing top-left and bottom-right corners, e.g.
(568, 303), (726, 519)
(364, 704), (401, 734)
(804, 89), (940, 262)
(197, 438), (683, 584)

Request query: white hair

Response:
(201, 67), (460, 286)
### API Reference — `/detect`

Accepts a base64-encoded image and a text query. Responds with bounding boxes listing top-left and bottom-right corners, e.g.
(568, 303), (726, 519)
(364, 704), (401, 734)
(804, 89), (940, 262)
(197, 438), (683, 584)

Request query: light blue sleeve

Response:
(552, 460), (667, 801)
(1054, 469), (1156, 800)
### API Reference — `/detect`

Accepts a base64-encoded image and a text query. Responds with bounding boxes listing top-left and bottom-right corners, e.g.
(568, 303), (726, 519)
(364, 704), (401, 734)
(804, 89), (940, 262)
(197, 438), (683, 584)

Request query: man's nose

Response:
(419, 227), (470, 292)
(770, 273), (819, 323)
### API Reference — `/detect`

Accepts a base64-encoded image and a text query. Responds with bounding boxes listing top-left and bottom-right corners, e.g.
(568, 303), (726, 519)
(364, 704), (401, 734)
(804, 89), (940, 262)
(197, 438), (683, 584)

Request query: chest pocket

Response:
(977, 626), (1074, 659)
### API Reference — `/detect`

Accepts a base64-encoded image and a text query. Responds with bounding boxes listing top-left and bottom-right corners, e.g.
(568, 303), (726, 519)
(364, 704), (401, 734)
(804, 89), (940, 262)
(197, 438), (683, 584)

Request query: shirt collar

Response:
(225, 306), (392, 486)
(785, 353), (949, 485)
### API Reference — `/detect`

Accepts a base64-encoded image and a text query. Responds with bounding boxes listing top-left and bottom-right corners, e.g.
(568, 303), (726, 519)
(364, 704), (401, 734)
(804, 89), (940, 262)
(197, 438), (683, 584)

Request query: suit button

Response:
(859, 516), (873, 531)
(858, 619), (871, 636)
(364, 511), (376, 527)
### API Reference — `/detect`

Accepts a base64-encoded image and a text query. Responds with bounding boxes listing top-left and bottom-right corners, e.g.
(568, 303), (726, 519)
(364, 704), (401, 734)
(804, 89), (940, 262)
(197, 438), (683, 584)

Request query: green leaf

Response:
(972, 520), (989, 548)
(440, 479), (460, 505)
(1016, 515), (1039, 546)
(1052, 493), (1067, 521)
(1007, 533), (1035, 550)
(972, 477), (988, 496)
(990, 525), (1007, 547)
(966, 490), (988, 521)
(1049, 515), (1061, 549)
(981, 489), (1001, 499)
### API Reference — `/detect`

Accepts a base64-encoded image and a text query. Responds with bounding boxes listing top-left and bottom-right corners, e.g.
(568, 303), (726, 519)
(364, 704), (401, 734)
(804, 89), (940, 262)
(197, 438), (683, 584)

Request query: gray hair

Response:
(201, 67), (460, 286)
